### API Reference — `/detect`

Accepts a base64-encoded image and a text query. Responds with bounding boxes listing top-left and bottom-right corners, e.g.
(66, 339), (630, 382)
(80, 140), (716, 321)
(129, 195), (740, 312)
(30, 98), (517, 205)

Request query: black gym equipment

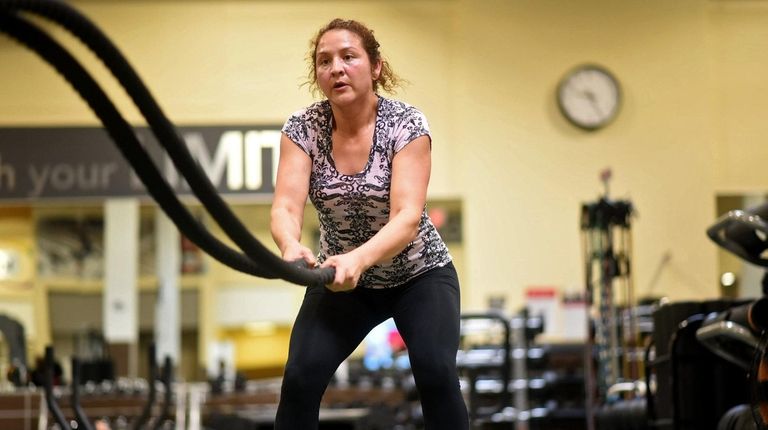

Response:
(646, 306), (751, 430)
(630, 200), (768, 430)
(750, 333), (768, 429)
(718, 404), (758, 430)
(454, 311), (581, 429)
(705, 201), (768, 430)
(581, 170), (641, 430)
(581, 182), (768, 430)
(697, 298), (768, 371)
(457, 312), (512, 426)
(707, 202), (768, 274)
(43, 343), (174, 430)
(74, 329), (115, 384)
(640, 201), (768, 430)
(0, 314), (28, 387)
(0, 0), (334, 287)
(133, 343), (174, 430)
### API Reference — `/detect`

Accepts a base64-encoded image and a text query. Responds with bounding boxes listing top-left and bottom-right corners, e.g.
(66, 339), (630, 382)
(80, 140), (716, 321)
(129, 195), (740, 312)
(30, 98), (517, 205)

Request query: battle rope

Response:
(0, 1), (334, 286)
(71, 358), (95, 430)
(0, 10), (275, 278)
(43, 346), (71, 430)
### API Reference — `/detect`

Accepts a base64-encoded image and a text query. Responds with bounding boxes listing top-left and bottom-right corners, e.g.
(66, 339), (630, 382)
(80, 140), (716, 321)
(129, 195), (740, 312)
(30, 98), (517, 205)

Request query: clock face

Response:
(557, 65), (621, 131)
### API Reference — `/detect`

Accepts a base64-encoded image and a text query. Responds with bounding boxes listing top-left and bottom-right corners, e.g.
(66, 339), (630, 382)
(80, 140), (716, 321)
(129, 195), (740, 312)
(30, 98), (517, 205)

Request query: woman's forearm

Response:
(349, 207), (422, 269)
(270, 206), (304, 255)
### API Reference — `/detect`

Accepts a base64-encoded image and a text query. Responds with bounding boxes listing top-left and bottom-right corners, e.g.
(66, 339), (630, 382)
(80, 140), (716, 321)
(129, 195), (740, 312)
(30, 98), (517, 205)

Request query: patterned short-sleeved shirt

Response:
(281, 96), (452, 289)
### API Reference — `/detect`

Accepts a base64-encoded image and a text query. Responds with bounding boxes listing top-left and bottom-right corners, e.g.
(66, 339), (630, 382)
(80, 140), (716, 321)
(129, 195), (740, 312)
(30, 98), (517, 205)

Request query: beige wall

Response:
(710, 2), (768, 191)
(1, 1), (767, 330)
(452, 1), (719, 309)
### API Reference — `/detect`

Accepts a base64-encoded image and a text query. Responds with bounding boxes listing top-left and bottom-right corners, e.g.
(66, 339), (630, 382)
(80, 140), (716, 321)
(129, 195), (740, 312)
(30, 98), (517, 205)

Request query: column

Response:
(103, 198), (139, 377)
(154, 209), (180, 367)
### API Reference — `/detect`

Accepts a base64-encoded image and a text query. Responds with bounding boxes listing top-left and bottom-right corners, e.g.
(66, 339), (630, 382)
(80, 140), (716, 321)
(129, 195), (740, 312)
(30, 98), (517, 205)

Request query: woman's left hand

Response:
(321, 252), (367, 292)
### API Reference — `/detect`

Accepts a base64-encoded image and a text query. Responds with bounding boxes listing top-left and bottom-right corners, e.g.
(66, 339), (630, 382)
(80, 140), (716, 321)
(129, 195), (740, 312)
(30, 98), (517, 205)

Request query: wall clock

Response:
(557, 64), (621, 131)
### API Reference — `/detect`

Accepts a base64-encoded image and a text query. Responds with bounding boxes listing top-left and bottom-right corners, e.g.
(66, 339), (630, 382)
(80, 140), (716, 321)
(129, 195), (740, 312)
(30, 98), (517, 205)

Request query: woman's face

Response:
(315, 29), (381, 105)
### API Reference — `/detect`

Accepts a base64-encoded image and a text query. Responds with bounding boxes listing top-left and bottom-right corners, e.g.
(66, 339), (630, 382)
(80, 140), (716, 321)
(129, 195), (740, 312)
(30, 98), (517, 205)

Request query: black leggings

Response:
(274, 262), (469, 430)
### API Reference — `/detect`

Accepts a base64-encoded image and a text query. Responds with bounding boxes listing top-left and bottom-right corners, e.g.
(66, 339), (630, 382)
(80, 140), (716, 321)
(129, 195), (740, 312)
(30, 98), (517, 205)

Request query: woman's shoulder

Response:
(288, 99), (332, 122)
(378, 96), (430, 141)
(282, 100), (332, 146)
(283, 100), (332, 138)
(378, 96), (427, 125)
(379, 96), (422, 115)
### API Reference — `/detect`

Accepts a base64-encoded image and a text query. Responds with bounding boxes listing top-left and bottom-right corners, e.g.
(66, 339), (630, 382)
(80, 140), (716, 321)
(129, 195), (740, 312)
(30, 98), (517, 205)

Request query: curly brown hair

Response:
(304, 18), (404, 97)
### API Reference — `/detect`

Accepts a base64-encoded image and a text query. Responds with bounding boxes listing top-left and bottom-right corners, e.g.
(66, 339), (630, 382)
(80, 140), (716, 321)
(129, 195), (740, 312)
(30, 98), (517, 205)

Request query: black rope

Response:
(0, 9), (277, 278)
(0, 1), (335, 286)
(132, 344), (157, 430)
(71, 358), (95, 430)
(152, 356), (173, 430)
(43, 346), (72, 430)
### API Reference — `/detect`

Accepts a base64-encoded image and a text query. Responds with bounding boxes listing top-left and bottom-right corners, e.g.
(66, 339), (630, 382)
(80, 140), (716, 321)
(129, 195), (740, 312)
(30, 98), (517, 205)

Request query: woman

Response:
(270, 18), (469, 429)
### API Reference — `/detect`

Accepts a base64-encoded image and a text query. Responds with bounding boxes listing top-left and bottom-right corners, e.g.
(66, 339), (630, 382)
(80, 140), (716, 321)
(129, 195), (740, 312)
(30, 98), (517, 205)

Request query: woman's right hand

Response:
(282, 242), (317, 268)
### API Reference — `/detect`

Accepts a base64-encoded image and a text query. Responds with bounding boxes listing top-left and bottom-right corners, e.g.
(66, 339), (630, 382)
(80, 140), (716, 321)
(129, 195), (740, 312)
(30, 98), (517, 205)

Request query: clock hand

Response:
(583, 90), (604, 118)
